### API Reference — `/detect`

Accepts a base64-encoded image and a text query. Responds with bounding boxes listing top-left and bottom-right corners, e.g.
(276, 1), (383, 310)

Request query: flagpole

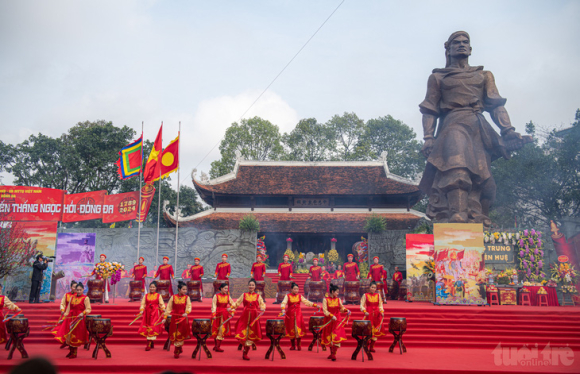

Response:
(155, 122), (163, 272)
(174, 121), (181, 274)
(137, 121), (144, 262)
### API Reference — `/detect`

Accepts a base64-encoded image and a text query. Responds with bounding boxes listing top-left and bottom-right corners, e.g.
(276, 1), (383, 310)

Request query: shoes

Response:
(145, 341), (152, 351)
(242, 345), (250, 361)
(296, 338), (301, 351)
(369, 340), (376, 353)
(68, 347), (77, 359)
(290, 339), (296, 351)
(330, 346), (337, 361)
(214, 339), (224, 353)
(60, 342), (68, 349)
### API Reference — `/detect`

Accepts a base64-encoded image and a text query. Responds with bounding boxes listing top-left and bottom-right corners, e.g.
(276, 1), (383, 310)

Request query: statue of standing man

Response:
(419, 31), (529, 227)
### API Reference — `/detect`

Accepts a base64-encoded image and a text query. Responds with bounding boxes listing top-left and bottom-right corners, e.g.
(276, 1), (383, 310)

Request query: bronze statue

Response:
(418, 31), (531, 227)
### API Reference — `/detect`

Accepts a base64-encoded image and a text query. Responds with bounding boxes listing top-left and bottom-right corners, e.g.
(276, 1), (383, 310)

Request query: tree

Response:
(210, 117), (284, 178)
(326, 112), (366, 161)
(0, 214), (38, 280)
(281, 118), (334, 161)
(360, 115), (425, 180)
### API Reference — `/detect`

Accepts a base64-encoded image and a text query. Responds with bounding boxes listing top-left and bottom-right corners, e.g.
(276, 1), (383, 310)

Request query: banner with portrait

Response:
(406, 234), (435, 302)
(54, 233), (96, 299)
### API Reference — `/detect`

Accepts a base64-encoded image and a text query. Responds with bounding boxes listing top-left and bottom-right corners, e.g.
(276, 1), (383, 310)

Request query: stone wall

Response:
(368, 230), (407, 276)
(58, 227), (257, 278)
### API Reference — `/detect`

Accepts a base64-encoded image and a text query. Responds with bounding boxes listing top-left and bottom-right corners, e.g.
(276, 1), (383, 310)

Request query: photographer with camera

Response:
(29, 254), (49, 303)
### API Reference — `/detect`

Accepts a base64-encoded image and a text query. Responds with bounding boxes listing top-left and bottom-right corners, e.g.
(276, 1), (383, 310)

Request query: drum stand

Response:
(85, 330), (96, 350)
(308, 328), (326, 352)
(191, 332), (212, 360)
(351, 334), (372, 361)
(389, 326), (406, 354)
(265, 331), (286, 360)
(92, 330), (112, 359)
(7, 329), (29, 360)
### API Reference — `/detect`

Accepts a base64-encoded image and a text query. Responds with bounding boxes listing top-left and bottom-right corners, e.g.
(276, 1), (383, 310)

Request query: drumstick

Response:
(2, 310), (22, 323)
(250, 311), (265, 327)
(128, 314), (143, 326)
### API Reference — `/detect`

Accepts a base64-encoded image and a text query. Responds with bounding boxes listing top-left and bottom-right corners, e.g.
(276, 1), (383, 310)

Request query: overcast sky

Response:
(1, 0), (578, 188)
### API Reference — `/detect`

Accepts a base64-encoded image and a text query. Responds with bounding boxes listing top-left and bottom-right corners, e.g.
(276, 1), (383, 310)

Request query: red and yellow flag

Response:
(143, 125), (162, 184)
(159, 135), (179, 180)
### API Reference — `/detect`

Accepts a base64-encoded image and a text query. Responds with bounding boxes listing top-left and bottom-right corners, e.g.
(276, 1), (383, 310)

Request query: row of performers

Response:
(51, 279), (388, 361)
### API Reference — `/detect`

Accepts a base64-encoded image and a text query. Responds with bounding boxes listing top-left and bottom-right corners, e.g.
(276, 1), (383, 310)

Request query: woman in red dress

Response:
(137, 281), (166, 351)
(0, 284), (21, 346)
(54, 280), (77, 349)
(321, 284), (350, 361)
(333, 264), (345, 279)
(63, 283), (91, 359)
(360, 281), (385, 352)
(281, 282), (318, 351)
(163, 281), (191, 358)
(211, 283), (236, 352)
(233, 278), (266, 360)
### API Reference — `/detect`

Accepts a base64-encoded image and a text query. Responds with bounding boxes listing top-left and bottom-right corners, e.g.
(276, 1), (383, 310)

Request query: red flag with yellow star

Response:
(158, 135), (179, 180)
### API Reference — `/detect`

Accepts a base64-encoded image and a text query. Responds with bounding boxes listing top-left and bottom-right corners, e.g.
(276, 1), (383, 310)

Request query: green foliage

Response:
(210, 117), (284, 178)
(281, 118), (334, 161)
(326, 112), (367, 161)
(239, 214), (260, 232)
(364, 214), (387, 233)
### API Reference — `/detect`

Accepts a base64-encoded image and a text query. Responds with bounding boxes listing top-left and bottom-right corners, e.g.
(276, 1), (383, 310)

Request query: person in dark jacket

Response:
(29, 255), (48, 303)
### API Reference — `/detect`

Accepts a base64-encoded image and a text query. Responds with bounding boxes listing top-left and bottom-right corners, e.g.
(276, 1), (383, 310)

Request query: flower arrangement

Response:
(516, 229), (545, 282)
(359, 261), (369, 278)
(256, 236), (269, 262)
(286, 238), (293, 243)
(283, 249), (295, 262)
(318, 253), (325, 265)
(328, 249), (339, 263)
(496, 269), (512, 285)
(550, 262), (578, 285)
(331, 238), (337, 243)
(94, 261), (125, 285)
(484, 231), (518, 245)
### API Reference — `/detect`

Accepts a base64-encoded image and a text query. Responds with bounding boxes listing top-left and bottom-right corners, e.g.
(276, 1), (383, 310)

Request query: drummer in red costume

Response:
(0, 284), (21, 346)
(344, 254), (360, 281)
(137, 281), (165, 351)
(333, 264), (345, 279)
(392, 266), (403, 300)
(215, 254), (231, 280)
(211, 283), (236, 353)
(275, 254), (293, 304)
(90, 254), (110, 302)
(54, 280), (77, 348)
(280, 282), (318, 351)
(163, 281), (192, 358)
(321, 266), (331, 295)
(62, 283), (91, 359)
(233, 279), (266, 361)
(251, 255), (266, 281)
(321, 284), (350, 361)
(360, 281), (385, 353)
(155, 256), (175, 296)
(189, 258), (204, 301)
(132, 257), (148, 293)
(309, 258), (322, 281)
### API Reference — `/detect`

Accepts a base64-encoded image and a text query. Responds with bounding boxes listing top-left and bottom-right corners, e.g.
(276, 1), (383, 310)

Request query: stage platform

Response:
(1, 299), (579, 374)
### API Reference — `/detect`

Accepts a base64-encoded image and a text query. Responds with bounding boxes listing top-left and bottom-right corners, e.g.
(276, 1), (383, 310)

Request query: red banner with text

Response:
(62, 190), (107, 222)
(0, 186), (65, 221)
(102, 191), (139, 223)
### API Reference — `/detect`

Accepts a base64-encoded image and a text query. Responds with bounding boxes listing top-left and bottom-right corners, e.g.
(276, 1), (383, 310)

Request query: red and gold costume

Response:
(344, 262), (360, 281)
(277, 262), (293, 280)
(322, 271), (332, 294)
(233, 292), (266, 346)
(63, 294), (91, 348)
(133, 264), (148, 291)
(360, 292), (385, 351)
(211, 293), (236, 342)
(333, 270), (345, 279)
(368, 264), (385, 282)
(138, 292), (165, 347)
(0, 295), (19, 344)
(393, 271), (403, 285)
(165, 294), (192, 348)
(215, 262), (231, 280)
(321, 295), (348, 360)
(281, 293), (316, 350)
(309, 265), (322, 281)
(155, 264), (175, 296)
(52, 290), (76, 344)
(251, 262), (266, 281)
(189, 265), (204, 281)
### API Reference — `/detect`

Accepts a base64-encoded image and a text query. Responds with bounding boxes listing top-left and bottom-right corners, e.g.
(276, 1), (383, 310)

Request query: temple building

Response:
(165, 154), (425, 264)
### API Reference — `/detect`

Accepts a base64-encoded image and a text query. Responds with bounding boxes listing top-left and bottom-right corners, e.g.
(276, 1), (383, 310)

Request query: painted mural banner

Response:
(434, 223), (487, 305)
(0, 186), (65, 221)
(406, 234), (435, 302)
(54, 233), (96, 299)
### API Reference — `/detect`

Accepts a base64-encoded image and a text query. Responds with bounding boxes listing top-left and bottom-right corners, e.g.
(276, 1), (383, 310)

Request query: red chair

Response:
(538, 293), (549, 307)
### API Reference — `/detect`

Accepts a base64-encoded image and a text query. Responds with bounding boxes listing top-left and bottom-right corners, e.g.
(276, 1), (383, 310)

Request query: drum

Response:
(351, 320), (372, 338)
(276, 280), (292, 303)
(187, 281), (202, 301)
(156, 280), (171, 302)
(255, 281), (266, 299)
(304, 278), (311, 296)
(213, 280), (229, 296)
(359, 279), (371, 297)
(308, 316), (325, 333)
(265, 319), (285, 336)
(191, 319), (212, 335)
(344, 281), (360, 304)
(85, 314), (102, 330)
(399, 280), (408, 301)
(4, 314), (24, 334)
(87, 279), (104, 302)
(387, 280), (397, 300)
(308, 281), (326, 303)
(90, 318), (112, 337)
(376, 281), (385, 299)
(388, 317), (407, 334)
(129, 281), (144, 301)
(164, 315), (172, 333)
(6, 318), (28, 334)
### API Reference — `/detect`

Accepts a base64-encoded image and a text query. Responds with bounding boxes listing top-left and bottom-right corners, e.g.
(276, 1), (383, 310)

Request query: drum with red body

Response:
(308, 281), (325, 303)
(191, 319), (212, 335)
(156, 280), (171, 302)
(87, 279), (104, 303)
(213, 280), (229, 296)
(344, 281), (360, 304)
(129, 281), (144, 302)
(266, 319), (285, 336)
(359, 279), (371, 298)
(255, 281), (266, 300)
(187, 281), (202, 302)
(352, 320), (372, 338)
(276, 280), (292, 303)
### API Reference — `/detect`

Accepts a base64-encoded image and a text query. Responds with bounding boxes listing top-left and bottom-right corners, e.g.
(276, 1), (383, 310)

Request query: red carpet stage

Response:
(1, 299), (579, 374)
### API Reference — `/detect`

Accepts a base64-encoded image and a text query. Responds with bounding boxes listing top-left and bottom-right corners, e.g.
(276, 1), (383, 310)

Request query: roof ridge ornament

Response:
(380, 151), (390, 174)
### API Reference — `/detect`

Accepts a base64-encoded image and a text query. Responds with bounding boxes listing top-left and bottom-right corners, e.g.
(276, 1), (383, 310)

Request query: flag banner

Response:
(143, 125), (163, 184)
(0, 186), (65, 221)
(62, 190), (107, 222)
(116, 135), (143, 180)
(406, 234), (435, 302)
(159, 135), (179, 179)
(102, 191), (139, 223)
(137, 184), (156, 222)
(434, 223), (487, 305)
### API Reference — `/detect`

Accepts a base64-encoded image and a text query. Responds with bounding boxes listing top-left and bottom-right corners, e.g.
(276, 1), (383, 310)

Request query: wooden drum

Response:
(344, 281), (360, 304)
(187, 281), (202, 302)
(308, 281), (326, 303)
(87, 279), (104, 303)
(352, 320), (372, 338)
(389, 317), (407, 334)
(85, 314), (102, 331)
(89, 318), (112, 337)
(387, 280), (397, 300)
(156, 280), (171, 302)
(359, 279), (371, 298)
(6, 318), (28, 335)
(213, 280), (229, 297)
(304, 278), (311, 296)
(308, 316), (325, 333)
(129, 281), (144, 302)
(276, 280), (292, 304)
(376, 281), (385, 299)
(5, 313), (24, 334)
(191, 319), (212, 335)
(266, 319), (285, 336)
(255, 281), (266, 300)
